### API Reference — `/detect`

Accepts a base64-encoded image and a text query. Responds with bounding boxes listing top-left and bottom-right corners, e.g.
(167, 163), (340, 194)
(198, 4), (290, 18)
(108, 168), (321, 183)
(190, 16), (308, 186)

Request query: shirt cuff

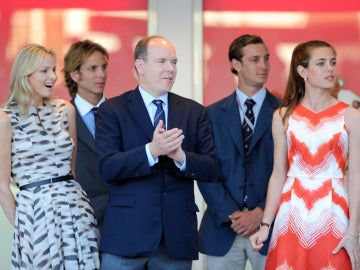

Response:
(174, 155), (186, 171)
(145, 143), (158, 166)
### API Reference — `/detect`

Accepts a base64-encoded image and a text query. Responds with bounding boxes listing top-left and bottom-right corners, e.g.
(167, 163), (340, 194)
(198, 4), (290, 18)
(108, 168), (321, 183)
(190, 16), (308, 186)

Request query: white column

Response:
(148, 0), (203, 102)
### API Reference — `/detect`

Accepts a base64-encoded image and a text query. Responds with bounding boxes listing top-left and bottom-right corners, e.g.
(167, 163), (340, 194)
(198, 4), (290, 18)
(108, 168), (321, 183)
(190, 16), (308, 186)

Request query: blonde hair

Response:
(5, 44), (56, 116)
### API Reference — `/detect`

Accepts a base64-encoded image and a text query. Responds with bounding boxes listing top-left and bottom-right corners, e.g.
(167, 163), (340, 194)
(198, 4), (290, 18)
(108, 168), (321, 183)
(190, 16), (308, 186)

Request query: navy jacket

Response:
(95, 87), (221, 260)
(198, 90), (280, 256)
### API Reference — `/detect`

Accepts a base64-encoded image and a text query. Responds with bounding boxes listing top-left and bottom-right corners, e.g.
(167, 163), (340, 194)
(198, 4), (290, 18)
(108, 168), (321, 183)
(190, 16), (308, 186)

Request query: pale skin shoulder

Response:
(0, 111), (16, 226)
(344, 106), (360, 190)
(344, 106), (360, 138)
(343, 106), (360, 229)
(270, 107), (288, 185)
(332, 106), (360, 270)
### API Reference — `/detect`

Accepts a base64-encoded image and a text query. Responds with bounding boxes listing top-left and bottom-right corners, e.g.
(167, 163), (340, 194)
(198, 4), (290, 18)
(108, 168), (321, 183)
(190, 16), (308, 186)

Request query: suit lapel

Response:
(221, 93), (244, 153)
(127, 88), (155, 141)
(128, 90), (182, 140)
(167, 93), (181, 130)
(71, 99), (96, 152)
(248, 91), (274, 153)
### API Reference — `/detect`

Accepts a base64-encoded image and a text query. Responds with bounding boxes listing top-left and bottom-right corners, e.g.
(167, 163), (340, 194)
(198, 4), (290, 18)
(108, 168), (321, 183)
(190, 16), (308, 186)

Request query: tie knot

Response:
(91, 107), (98, 116)
(152, 99), (163, 108)
(245, 98), (255, 109)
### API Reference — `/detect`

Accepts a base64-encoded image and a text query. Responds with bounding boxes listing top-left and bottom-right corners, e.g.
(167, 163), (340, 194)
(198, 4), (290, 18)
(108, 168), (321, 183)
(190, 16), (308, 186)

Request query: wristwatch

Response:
(260, 221), (271, 229)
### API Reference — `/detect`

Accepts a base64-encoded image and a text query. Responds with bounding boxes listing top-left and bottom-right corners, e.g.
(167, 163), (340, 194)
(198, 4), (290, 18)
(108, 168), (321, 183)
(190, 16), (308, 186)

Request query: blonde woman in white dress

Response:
(0, 44), (100, 270)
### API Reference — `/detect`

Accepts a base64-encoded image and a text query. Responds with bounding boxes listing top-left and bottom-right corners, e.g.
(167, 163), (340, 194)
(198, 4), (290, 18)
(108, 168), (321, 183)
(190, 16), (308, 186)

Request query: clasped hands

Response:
(229, 207), (263, 238)
(149, 120), (185, 164)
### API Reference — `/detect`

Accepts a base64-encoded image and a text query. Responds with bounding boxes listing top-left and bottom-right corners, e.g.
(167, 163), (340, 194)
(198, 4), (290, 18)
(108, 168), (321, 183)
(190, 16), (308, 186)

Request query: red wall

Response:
(203, 1), (360, 105)
(0, 1), (148, 103)
(1, 1), (360, 105)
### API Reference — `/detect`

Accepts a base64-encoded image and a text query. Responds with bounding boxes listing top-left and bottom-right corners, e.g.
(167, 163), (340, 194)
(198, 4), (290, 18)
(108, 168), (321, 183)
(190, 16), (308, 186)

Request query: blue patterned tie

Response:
(90, 107), (98, 138)
(242, 99), (255, 155)
(153, 99), (166, 129)
(242, 98), (255, 209)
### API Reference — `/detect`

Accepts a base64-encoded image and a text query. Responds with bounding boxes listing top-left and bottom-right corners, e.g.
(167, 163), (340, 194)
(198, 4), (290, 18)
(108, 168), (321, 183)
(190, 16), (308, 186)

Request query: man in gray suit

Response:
(63, 39), (109, 229)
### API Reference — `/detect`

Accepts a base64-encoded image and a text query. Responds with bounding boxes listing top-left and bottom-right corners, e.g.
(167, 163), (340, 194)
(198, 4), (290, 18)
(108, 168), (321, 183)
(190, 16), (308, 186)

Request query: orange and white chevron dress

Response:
(266, 102), (351, 270)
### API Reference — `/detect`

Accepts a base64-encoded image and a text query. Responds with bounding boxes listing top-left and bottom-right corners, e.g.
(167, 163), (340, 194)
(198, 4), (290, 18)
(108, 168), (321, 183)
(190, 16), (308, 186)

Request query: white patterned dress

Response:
(266, 102), (351, 270)
(2, 99), (100, 270)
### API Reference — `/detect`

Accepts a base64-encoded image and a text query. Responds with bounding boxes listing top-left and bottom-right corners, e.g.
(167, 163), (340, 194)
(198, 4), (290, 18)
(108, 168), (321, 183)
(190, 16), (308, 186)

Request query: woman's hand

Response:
(249, 225), (270, 251)
(333, 232), (360, 270)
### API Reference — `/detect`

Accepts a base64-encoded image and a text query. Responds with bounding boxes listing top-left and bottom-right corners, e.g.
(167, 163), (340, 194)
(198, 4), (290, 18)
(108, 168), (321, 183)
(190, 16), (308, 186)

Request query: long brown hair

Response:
(280, 40), (336, 123)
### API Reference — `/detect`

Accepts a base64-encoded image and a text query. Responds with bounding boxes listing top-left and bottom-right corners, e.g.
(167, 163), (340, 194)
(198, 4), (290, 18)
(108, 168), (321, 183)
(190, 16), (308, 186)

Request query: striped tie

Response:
(153, 99), (166, 129)
(242, 99), (255, 155)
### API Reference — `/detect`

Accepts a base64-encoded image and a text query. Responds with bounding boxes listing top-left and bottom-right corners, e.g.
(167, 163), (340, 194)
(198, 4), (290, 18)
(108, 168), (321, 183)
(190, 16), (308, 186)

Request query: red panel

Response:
(203, 12), (360, 105)
(0, 0), (147, 11)
(204, 0), (360, 12)
(0, 7), (147, 103)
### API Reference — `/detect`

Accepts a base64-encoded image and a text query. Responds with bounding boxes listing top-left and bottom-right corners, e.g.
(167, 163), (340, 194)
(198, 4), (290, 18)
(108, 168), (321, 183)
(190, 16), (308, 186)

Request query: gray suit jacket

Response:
(71, 99), (109, 229)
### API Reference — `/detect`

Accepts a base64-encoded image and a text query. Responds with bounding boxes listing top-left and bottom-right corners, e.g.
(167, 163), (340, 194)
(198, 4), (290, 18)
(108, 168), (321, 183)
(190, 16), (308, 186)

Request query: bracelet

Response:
(350, 233), (360, 238)
(260, 221), (271, 229)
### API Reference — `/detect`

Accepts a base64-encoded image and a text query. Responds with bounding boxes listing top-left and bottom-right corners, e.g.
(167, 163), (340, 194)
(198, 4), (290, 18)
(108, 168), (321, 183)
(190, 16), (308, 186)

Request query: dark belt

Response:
(19, 174), (74, 190)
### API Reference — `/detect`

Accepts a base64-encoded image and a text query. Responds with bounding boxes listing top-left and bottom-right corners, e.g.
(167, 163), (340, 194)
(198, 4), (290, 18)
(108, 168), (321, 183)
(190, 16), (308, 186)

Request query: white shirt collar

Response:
(74, 93), (106, 117)
(138, 86), (168, 108)
(236, 87), (266, 108)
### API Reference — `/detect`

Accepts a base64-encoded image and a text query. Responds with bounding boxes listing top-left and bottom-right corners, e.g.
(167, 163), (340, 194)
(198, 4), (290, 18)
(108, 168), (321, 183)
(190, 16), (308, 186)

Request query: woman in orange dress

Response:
(250, 40), (360, 270)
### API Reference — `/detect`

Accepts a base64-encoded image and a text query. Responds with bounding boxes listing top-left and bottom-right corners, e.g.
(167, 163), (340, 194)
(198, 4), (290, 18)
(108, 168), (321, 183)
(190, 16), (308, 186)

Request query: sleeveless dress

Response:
(3, 99), (100, 270)
(266, 102), (351, 270)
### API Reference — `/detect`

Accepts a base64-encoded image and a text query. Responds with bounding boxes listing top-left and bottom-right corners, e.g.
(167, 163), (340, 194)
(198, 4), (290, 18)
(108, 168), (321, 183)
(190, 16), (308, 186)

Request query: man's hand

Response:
(167, 144), (185, 164)
(149, 120), (185, 161)
(229, 207), (263, 237)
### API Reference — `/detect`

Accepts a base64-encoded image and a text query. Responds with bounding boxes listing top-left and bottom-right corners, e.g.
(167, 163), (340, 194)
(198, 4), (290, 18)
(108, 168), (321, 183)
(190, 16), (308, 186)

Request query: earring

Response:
(304, 78), (307, 81)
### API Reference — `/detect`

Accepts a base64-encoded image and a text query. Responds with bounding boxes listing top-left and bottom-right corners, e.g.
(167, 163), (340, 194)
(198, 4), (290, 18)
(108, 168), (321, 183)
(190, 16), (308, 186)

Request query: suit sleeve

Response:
(197, 181), (239, 225)
(197, 112), (239, 225)
(95, 100), (152, 183)
(181, 107), (221, 183)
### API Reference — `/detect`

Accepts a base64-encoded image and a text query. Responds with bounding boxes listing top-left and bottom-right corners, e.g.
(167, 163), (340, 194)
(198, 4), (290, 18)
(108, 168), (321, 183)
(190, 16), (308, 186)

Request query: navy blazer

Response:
(198, 90), (280, 256)
(71, 99), (109, 229)
(95, 87), (221, 260)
